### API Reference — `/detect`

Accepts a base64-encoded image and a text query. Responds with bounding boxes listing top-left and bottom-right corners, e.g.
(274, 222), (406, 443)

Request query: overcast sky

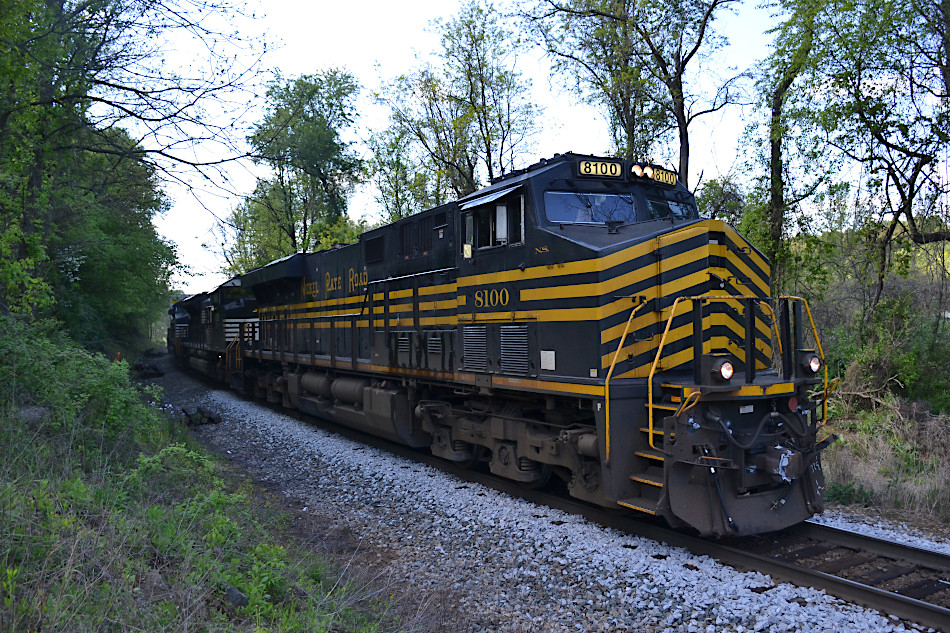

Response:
(155, 0), (774, 294)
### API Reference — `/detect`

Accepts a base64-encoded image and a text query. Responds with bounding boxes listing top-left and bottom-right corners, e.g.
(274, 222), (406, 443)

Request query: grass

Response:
(822, 396), (950, 523)
(0, 316), (443, 632)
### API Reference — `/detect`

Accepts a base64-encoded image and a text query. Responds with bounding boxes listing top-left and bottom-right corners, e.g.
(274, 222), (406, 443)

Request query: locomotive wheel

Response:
(461, 444), (487, 469)
(526, 465), (553, 490)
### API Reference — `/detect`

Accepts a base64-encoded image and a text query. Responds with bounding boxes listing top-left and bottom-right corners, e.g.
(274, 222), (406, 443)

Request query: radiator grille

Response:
(500, 325), (529, 374)
(462, 326), (488, 372)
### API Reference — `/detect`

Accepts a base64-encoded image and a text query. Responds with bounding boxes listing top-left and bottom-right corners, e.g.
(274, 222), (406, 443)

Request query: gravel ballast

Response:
(160, 366), (944, 633)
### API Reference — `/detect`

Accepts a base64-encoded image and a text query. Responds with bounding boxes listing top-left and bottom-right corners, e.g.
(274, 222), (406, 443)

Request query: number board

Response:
(578, 160), (622, 178)
(653, 167), (677, 186)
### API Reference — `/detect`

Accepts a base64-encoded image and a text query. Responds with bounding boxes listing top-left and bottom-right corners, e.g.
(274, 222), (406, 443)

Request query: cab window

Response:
(463, 195), (524, 252)
(645, 197), (694, 220)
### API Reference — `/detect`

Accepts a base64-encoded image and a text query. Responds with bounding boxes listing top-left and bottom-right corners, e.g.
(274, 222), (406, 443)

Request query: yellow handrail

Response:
(759, 301), (782, 357)
(604, 297), (647, 464)
(675, 389), (702, 418)
(225, 326), (242, 371)
(646, 295), (761, 449)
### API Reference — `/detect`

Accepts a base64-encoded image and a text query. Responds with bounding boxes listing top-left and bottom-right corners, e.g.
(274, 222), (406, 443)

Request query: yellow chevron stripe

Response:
(458, 220), (718, 289)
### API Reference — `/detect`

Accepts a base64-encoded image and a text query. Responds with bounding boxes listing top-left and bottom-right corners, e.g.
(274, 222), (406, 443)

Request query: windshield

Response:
(544, 191), (638, 224)
(645, 197), (695, 221)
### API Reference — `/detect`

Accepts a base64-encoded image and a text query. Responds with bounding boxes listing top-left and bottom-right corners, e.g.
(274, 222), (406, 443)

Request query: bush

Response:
(0, 317), (404, 632)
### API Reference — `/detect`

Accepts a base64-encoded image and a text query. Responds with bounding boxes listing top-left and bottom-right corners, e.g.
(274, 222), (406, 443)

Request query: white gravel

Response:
(192, 388), (944, 633)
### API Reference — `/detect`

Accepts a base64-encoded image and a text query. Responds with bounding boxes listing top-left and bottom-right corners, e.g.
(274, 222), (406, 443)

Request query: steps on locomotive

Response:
(617, 495), (659, 515)
(629, 465), (664, 488)
(617, 383), (685, 516)
(619, 457), (664, 515)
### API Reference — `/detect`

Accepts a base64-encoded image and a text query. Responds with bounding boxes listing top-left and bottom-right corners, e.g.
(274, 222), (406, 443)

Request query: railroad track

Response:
(201, 383), (950, 631)
(314, 419), (950, 630)
(439, 462), (950, 631)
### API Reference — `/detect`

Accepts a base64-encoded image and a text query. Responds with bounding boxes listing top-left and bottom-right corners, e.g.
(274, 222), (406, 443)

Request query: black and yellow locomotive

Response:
(170, 152), (835, 537)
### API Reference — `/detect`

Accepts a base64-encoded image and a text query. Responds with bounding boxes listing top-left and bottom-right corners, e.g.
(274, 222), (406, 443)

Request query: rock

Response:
(141, 570), (170, 601)
(133, 360), (164, 378)
(17, 405), (49, 428)
(223, 582), (248, 607)
(180, 407), (221, 426)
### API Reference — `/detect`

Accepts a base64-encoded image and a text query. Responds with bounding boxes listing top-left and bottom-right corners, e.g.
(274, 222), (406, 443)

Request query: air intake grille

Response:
(463, 326), (488, 372)
(500, 325), (529, 374)
(428, 334), (443, 356)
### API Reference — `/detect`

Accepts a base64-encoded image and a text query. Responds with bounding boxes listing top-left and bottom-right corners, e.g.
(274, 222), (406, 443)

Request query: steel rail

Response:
(791, 521), (950, 573)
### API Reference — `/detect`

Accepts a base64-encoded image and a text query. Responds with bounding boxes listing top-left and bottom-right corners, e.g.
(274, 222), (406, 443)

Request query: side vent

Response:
(397, 332), (412, 367)
(364, 235), (385, 263)
(426, 332), (444, 371)
(500, 325), (529, 375)
(462, 326), (489, 372)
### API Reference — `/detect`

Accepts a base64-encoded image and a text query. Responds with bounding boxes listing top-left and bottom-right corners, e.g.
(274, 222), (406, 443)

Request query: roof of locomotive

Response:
(240, 252), (308, 289)
(235, 152), (692, 288)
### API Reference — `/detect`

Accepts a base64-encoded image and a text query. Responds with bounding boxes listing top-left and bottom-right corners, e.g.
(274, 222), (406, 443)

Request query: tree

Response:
(695, 176), (746, 224)
(49, 130), (177, 349)
(763, 0), (950, 308)
(0, 0), (258, 343)
(526, 0), (669, 159)
(815, 0), (950, 308)
(746, 0), (827, 286)
(219, 70), (364, 274)
(249, 71), (363, 225)
(379, 0), (537, 199)
(527, 0), (743, 186)
(368, 125), (447, 223)
(220, 183), (368, 276)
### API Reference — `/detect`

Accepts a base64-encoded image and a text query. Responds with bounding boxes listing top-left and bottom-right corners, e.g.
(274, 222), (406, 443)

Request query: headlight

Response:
(713, 358), (734, 382)
(799, 352), (821, 375)
(631, 164), (644, 177)
(644, 165), (655, 179)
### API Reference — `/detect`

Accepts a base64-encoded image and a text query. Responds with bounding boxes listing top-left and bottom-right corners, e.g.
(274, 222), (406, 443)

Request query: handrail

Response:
(645, 294), (831, 450)
(225, 334), (241, 373)
(781, 295), (830, 423)
(759, 301), (782, 357)
(675, 389), (702, 418)
(604, 296), (647, 464)
(647, 295), (761, 450)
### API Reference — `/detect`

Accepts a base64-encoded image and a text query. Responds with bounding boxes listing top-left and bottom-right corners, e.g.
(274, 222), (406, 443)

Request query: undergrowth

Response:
(822, 396), (950, 523)
(0, 315), (417, 632)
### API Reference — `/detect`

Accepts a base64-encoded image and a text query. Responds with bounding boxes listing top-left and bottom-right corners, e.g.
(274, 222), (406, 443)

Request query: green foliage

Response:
(696, 176), (746, 224)
(221, 70), (364, 274)
(527, 0), (741, 184)
(824, 481), (875, 506)
(0, 1), (178, 349)
(527, 0), (672, 160)
(379, 0), (537, 199)
(0, 227), (53, 314)
(368, 125), (447, 222)
(0, 315), (399, 631)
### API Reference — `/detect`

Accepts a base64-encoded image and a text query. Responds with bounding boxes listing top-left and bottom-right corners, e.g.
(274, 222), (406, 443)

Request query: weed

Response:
(0, 317), (419, 632)
(823, 394), (950, 522)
